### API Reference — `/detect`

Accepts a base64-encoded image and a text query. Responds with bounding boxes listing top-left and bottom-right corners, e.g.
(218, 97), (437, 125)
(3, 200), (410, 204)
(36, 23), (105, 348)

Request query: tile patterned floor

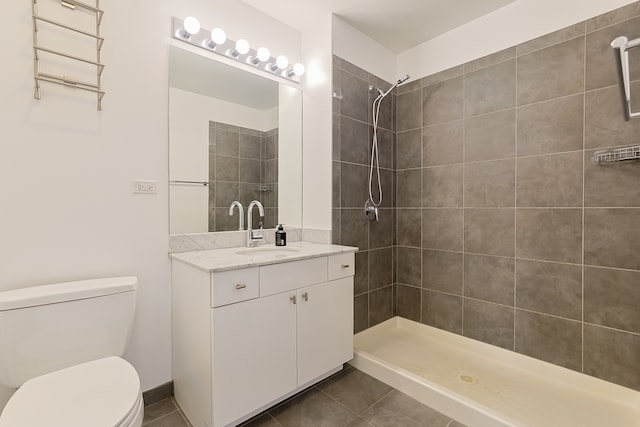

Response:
(143, 365), (467, 427)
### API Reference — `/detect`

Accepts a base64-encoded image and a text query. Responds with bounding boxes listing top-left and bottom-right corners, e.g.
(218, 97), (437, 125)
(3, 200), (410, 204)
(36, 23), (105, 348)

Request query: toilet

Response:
(0, 277), (144, 427)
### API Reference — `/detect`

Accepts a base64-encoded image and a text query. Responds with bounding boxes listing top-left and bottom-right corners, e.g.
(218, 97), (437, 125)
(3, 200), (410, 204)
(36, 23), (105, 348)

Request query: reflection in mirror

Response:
(169, 46), (302, 235)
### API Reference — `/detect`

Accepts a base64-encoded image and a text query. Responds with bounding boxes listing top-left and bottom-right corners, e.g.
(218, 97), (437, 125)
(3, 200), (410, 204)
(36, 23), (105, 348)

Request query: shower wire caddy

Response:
(591, 145), (640, 163)
(32, 0), (105, 110)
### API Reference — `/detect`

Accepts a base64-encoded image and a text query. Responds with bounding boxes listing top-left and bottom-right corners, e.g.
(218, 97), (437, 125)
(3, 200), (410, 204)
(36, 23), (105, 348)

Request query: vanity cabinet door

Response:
(296, 277), (354, 386)
(212, 291), (297, 427)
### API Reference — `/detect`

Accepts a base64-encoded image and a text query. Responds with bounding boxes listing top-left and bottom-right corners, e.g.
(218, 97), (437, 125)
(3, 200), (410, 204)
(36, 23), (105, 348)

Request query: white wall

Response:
(332, 15), (397, 83)
(398, 0), (639, 80)
(0, 0), (300, 409)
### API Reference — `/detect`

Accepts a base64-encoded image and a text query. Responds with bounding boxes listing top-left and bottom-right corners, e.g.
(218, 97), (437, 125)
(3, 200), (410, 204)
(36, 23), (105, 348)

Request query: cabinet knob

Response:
(290, 295), (297, 304)
(341, 264), (350, 269)
(302, 292), (308, 302)
(235, 283), (247, 290)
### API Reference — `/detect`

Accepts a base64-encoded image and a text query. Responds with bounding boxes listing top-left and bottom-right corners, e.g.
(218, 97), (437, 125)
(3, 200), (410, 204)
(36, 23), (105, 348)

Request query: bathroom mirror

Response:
(169, 46), (302, 234)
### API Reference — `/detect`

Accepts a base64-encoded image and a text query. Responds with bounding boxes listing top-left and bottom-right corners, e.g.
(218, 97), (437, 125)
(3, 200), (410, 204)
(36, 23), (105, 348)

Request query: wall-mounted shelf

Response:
(591, 145), (640, 163)
(32, 0), (105, 110)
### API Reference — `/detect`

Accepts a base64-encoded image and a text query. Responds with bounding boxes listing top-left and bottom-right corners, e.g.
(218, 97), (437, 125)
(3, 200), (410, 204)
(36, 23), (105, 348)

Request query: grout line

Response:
(581, 29), (587, 374)
(514, 52), (519, 351)
(461, 71), (466, 337)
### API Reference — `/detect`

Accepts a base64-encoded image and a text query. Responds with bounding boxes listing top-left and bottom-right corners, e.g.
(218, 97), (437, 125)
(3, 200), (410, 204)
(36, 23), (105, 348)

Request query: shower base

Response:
(352, 317), (640, 427)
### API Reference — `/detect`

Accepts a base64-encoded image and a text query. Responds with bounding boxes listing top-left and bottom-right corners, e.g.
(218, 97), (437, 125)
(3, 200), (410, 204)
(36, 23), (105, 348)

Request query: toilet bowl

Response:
(0, 277), (144, 427)
(0, 357), (143, 427)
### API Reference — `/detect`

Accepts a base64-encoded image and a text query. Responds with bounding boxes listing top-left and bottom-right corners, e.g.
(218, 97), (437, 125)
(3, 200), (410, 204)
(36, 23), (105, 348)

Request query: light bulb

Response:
(257, 47), (270, 62)
(276, 55), (289, 70)
(236, 39), (250, 55)
(183, 16), (200, 35)
(293, 63), (305, 76)
(211, 28), (226, 45)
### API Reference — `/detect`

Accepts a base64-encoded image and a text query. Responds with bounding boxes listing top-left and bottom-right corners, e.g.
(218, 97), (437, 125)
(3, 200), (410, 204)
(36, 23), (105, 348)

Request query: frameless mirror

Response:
(169, 46), (302, 234)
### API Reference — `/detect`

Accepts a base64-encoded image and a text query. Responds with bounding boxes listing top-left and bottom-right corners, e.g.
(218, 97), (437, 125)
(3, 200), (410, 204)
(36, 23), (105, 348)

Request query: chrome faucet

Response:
(229, 201), (244, 231)
(246, 200), (265, 247)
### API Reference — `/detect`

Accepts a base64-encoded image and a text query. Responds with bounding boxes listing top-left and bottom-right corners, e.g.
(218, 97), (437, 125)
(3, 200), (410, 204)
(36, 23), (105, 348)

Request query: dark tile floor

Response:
(143, 365), (467, 427)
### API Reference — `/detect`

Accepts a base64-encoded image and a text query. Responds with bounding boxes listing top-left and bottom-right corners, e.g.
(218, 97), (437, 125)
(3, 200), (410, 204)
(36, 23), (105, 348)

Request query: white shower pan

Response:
(352, 317), (640, 427)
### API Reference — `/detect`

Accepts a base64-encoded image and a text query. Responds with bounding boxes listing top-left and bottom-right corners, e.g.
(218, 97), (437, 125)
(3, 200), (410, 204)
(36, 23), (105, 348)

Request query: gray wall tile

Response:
(396, 169), (421, 207)
(341, 209), (369, 250)
(516, 259), (582, 320)
(354, 294), (368, 334)
(516, 208), (582, 263)
(584, 324), (640, 391)
(584, 208), (640, 270)
(584, 266), (640, 333)
(340, 162), (368, 208)
(397, 209), (422, 247)
(370, 286), (393, 327)
(516, 94), (584, 156)
(420, 65), (463, 87)
(586, 16), (640, 91)
(464, 109), (515, 162)
(422, 165), (463, 207)
(397, 246), (422, 287)
(464, 254), (514, 305)
(422, 290), (462, 334)
(370, 210), (394, 249)
(354, 251), (368, 295)
(369, 248), (393, 290)
(585, 148), (640, 207)
(517, 37), (585, 105)
(517, 22), (585, 56)
(397, 285), (421, 322)
(515, 310), (582, 370)
(422, 209), (463, 251)
(341, 116), (369, 165)
(464, 159), (515, 207)
(422, 249), (463, 295)
(585, 83), (640, 150)
(397, 129), (422, 170)
(464, 47), (516, 74)
(464, 60), (516, 117)
(423, 120), (463, 166)
(341, 70), (369, 122)
(516, 151), (583, 207)
(464, 208), (515, 256)
(463, 299), (514, 350)
(423, 77), (463, 126)
(586, 2), (640, 32)
(397, 89), (422, 132)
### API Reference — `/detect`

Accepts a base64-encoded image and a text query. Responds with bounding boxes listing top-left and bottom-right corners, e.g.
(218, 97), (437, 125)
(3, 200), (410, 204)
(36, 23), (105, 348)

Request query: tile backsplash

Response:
(333, 1), (640, 391)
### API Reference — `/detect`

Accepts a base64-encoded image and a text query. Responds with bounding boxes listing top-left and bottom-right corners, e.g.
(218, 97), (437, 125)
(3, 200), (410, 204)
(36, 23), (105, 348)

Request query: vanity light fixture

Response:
(288, 63), (306, 78)
(247, 47), (270, 65)
(227, 39), (250, 58)
(202, 27), (226, 50)
(176, 16), (200, 40)
(171, 17), (305, 83)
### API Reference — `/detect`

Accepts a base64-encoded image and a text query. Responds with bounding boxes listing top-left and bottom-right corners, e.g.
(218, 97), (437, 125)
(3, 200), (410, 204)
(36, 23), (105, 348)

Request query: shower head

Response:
(397, 74), (410, 85)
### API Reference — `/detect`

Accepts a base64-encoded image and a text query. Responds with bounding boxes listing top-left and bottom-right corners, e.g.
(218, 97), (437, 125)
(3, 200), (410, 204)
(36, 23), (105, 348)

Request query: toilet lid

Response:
(0, 356), (141, 427)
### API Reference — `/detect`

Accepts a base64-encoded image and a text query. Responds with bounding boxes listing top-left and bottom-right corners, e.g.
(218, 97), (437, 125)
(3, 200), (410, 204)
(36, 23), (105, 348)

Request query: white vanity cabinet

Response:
(171, 247), (355, 427)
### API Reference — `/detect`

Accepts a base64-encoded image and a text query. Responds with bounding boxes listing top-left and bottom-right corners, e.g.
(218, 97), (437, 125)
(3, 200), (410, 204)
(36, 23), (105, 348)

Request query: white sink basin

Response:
(236, 246), (300, 256)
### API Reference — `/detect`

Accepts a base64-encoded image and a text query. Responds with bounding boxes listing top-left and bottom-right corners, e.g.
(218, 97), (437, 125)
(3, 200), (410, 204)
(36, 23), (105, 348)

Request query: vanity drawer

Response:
(212, 268), (259, 307)
(328, 253), (355, 281)
(260, 257), (327, 297)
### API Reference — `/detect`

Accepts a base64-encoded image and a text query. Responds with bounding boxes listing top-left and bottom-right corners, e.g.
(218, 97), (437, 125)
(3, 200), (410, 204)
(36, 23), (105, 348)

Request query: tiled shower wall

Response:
(331, 57), (397, 333)
(333, 1), (640, 391)
(209, 121), (278, 232)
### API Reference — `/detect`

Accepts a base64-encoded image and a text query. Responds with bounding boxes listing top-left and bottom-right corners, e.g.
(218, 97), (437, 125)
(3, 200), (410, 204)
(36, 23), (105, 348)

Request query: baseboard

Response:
(143, 381), (174, 406)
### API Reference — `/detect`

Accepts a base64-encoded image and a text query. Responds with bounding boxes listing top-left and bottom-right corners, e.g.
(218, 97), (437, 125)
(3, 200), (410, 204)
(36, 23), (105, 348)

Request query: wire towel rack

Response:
(32, 0), (105, 110)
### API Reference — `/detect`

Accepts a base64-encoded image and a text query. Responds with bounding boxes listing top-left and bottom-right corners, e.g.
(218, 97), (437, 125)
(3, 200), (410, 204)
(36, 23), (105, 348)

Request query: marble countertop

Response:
(170, 241), (358, 273)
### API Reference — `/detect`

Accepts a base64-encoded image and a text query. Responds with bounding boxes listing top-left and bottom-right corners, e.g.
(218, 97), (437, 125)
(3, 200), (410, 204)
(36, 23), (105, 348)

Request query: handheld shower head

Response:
(397, 74), (410, 85)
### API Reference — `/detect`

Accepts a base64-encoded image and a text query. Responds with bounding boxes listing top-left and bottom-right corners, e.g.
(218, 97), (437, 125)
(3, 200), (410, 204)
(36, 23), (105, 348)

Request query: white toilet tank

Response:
(0, 276), (137, 389)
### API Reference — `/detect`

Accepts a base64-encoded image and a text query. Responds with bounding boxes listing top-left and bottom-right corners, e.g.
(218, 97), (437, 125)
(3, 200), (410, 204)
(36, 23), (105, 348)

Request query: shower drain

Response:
(457, 373), (478, 384)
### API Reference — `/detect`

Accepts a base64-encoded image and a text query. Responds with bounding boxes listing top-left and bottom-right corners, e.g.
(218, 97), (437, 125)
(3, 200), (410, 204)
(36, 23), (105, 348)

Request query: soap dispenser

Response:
(275, 224), (286, 246)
